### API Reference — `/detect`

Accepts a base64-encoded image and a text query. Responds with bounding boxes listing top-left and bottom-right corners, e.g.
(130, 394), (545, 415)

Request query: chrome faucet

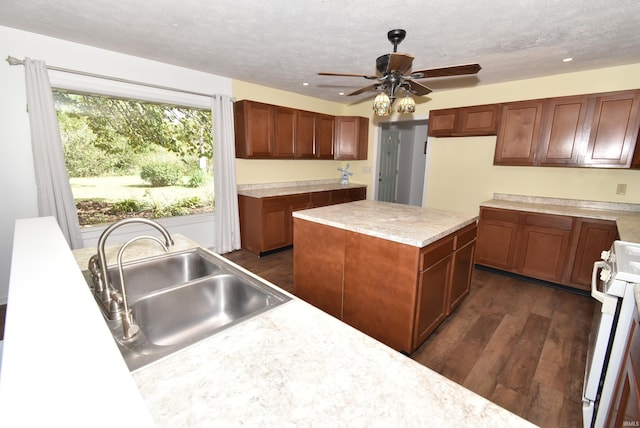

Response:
(93, 218), (174, 318)
(115, 235), (168, 341)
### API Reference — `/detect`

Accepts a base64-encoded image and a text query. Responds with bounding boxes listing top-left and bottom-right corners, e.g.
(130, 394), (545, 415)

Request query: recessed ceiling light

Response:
(302, 82), (309, 86)
(562, 57), (574, 63)
(339, 92), (345, 96)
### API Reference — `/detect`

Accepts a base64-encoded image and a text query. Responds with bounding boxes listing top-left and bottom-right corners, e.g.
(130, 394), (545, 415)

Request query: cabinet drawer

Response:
(524, 213), (573, 230)
(480, 207), (521, 223)
(262, 196), (289, 209)
(420, 236), (455, 270)
(455, 223), (477, 249)
(310, 191), (332, 207)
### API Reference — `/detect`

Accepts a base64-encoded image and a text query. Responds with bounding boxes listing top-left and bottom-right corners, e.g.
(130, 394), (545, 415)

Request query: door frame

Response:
(371, 114), (430, 207)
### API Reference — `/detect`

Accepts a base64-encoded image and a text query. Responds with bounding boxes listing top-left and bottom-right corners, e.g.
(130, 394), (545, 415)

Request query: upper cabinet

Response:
(494, 89), (640, 168)
(334, 116), (369, 160)
(428, 104), (500, 137)
(234, 100), (365, 160)
(494, 100), (545, 165)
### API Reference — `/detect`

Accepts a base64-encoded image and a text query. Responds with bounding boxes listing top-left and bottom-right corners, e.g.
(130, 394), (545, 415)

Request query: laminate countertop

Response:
(237, 179), (366, 198)
(481, 193), (640, 242)
(293, 199), (478, 248)
(1, 217), (535, 428)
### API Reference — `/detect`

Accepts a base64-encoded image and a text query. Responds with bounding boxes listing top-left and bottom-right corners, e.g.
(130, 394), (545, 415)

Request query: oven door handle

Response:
(592, 260), (618, 314)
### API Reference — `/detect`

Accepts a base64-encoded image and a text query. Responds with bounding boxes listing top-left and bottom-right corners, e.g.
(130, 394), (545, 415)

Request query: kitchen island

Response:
(293, 200), (478, 353)
(0, 216), (534, 427)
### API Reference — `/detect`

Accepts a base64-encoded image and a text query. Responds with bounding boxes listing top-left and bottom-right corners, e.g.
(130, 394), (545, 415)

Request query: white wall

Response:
(0, 26), (232, 304)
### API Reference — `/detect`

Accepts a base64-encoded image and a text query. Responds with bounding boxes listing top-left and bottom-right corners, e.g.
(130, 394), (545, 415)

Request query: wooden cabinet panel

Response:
(415, 253), (451, 345)
(234, 100), (273, 158)
(295, 110), (316, 158)
(538, 96), (589, 165)
(515, 213), (573, 283)
(273, 106), (296, 158)
(428, 109), (457, 136)
(583, 91), (640, 167)
(494, 100), (545, 165)
(343, 232), (419, 353)
(569, 219), (618, 290)
(475, 208), (521, 270)
(293, 220), (345, 319)
(449, 225), (477, 314)
(428, 104), (499, 137)
(335, 116), (368, 160)
(315, 114), (335, 159)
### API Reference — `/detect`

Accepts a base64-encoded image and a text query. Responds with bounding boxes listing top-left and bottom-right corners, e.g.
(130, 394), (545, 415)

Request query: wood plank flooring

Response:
(223, 248), (594, 428)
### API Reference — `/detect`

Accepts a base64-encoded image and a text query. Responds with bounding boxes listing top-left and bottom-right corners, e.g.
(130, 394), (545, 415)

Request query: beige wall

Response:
(231, 80), (373, 186)
(342, 63), (640, 214)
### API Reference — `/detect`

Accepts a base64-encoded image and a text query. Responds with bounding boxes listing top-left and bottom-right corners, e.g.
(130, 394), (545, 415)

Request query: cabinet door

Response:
(538, 96), (590, 165)
(428, 109), (458, 136)
(494, 100), (544, 165)
(448, 224), (477, 314)
(335, 116), (368, 160)
(273, 106), (296, 158)
(261, 197), (290, 251)
(569, 219), (618, 290)
(516, 213), (573, 283)
(234, 100), (273, 158)
(315, 114), (335, 159)
(295, 110), (316, 158)
(475, 208), (521, 270)
(348, 187), (367, 201)
(458, 104), (500, 136)
(583, 91), (640, 167)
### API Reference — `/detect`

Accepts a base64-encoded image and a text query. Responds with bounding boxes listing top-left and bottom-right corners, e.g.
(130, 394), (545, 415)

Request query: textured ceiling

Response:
(1, 0), (640, 104)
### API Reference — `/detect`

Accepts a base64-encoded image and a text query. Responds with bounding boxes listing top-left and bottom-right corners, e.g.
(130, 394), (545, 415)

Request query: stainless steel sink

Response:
(97, 250), (291, 372)
(106, 248), (222, 303)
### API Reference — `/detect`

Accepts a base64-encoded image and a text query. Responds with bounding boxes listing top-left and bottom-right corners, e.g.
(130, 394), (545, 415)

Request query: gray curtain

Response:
(212, 95), (241, 253)
(24, 58), (83, 249)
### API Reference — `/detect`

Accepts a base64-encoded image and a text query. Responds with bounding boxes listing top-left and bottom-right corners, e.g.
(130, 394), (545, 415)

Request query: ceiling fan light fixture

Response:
(373, 92), (392, 116)
(397, 94), (415, 114)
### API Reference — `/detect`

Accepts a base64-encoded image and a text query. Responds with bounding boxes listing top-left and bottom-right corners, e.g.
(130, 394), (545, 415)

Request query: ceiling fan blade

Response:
(386, 52), (414, 75)
(406, 80), (433, 96)
(318, 72), (378, 79)
(411, 63), (481, 79)
(347, 84), (379, 96)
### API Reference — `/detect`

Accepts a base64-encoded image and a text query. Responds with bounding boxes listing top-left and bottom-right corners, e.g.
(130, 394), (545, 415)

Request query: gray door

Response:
(377, 129), (400, 202)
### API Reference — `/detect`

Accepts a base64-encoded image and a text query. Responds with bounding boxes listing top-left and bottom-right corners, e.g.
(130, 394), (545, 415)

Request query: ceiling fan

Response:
(318, 29), (481, 115)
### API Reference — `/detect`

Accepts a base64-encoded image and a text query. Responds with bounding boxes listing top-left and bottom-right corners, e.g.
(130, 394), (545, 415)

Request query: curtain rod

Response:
(5, 55), (225, 100)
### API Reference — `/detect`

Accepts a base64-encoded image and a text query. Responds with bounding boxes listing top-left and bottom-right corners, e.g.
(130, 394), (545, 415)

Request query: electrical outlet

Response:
(616, 183), (627, 195)
(362, 166), (372, 174)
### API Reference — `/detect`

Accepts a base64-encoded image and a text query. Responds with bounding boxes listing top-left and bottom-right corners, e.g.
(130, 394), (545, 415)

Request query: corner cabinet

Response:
(475, 207), (618, 291)
(234, 99), (367, 160)
(334, 116), (369, 160)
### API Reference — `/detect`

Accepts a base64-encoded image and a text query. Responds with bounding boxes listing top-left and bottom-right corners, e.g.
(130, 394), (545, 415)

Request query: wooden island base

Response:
(294, 218), (477, 354)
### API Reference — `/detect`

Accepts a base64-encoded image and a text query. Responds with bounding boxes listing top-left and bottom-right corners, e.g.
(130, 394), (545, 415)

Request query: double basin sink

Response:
(91, 248), (291, 371)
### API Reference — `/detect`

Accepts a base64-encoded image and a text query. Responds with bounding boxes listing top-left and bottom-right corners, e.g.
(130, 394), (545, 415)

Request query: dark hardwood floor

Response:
(223, 248), (594, 428)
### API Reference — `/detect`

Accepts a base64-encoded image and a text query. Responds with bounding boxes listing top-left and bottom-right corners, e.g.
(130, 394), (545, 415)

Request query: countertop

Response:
(293, 199), (478, 247)
(480, 193), (640, 242)
(237, 179), (366, 198)
(0, 217), (534, 427)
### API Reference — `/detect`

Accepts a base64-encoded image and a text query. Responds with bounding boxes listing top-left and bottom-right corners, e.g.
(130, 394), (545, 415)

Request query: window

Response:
(53, 90), (213, 227)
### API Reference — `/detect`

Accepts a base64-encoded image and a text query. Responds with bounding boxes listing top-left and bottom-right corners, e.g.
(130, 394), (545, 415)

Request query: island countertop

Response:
(293, 199), (478, 247)
(1, 217), (534, 428)
(237, 179), (366, 199)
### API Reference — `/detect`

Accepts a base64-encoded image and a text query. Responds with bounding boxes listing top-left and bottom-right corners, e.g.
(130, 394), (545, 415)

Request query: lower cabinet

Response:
(238, 187), (366, 255)
(294, 219), (477, 353)
(476, 207), (618, 290)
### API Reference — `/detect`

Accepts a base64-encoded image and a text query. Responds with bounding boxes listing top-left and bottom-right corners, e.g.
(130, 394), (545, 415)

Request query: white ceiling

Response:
(2, 0), (640, 104)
